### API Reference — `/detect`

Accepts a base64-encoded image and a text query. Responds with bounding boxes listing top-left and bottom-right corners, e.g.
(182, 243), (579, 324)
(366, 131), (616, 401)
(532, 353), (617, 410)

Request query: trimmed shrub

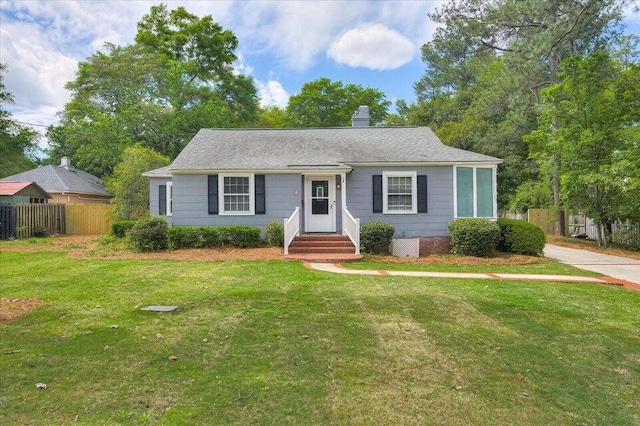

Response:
(168, 226), (223, 250)
(111, 220), (137, 238)
(360, 221), (395, 254)
(448, 218), (500, 257)
(129, 217), (168, 252)
(497, 218), (546, 256)
(224, 225), (261, 248)
(265, 220), (284, 247)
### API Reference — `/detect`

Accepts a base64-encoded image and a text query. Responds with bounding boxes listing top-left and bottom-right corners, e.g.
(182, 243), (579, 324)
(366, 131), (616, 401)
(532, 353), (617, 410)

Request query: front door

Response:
(305, 176), (335, 232)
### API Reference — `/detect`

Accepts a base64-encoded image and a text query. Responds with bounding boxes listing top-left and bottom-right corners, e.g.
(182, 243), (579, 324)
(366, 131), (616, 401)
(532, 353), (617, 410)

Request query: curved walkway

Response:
(306, 257), (640, 292)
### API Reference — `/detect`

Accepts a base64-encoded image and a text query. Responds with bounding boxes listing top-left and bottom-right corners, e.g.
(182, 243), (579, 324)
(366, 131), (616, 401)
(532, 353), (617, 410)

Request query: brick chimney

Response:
(351, 105), (370, 127)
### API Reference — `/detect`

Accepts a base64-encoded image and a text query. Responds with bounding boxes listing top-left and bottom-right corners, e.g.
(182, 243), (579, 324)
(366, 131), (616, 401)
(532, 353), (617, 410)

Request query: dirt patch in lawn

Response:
(365, 251), (545, 266)
(0, 298), (45, 323)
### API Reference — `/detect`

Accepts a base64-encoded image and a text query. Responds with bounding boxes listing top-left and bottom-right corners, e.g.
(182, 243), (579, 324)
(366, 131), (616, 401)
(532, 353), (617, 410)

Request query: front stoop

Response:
(285, 234), (363, 263)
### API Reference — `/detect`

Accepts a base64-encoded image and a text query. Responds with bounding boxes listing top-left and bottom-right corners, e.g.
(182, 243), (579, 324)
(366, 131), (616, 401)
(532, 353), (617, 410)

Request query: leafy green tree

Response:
(255, 105), (290, 128)
(107, 144), (170, 221)
(404, 0), (626, 221)
(47, 4), (258, 178)
(0, 64), (39, 177)
(526, 51), (640, 245)
(286, 78), (390, 127)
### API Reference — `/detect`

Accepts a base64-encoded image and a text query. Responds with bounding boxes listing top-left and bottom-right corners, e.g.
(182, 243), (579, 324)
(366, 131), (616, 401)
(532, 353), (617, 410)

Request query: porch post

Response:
(341, 172), (347, 235)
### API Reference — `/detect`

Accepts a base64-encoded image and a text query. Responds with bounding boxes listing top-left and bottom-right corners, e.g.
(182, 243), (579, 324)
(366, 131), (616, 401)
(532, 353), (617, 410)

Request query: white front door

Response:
(305, 176), (336, 232)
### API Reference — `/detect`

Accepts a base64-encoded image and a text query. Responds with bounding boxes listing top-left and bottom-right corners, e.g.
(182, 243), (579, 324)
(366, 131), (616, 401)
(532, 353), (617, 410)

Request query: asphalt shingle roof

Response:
(1, 165), (111, 196)
(169, 127), (502, 171)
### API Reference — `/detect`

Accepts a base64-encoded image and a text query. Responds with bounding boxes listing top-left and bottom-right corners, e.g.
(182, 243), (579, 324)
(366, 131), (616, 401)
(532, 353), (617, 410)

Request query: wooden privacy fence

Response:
(528, 209), (557, 235)
(65, 203), (112, 235)
(14, 203), (66, 238)
(0, 203), (112, 239)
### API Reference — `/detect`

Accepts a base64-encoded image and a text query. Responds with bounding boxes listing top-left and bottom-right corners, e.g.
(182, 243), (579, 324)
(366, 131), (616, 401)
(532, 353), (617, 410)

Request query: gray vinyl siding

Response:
(149, 177), (172, 225)
(345, 166), (454, 238)
(171, 173), (302, 230)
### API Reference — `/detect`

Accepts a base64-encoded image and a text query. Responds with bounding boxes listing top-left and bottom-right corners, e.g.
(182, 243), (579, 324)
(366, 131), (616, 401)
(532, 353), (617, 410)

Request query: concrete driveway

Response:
(544, 244), (640, 285)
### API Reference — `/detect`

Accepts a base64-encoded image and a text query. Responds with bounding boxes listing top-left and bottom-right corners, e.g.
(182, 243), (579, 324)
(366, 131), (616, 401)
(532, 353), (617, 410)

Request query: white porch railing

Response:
(283, 207), (301, 255)
(342, 206), (360, 255)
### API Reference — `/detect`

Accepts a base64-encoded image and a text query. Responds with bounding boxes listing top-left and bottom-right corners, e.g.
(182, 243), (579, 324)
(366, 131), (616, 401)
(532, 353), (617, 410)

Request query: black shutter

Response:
(208, 175), (218, 215)
(417, 175), (428, 213)
(255, 174), (266, 214)
(372, 175), (383, 213)
(159, 185), (167, 215)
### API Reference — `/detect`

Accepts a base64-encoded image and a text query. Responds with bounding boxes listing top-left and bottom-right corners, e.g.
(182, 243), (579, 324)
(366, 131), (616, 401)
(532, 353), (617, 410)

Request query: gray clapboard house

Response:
(144, 107), (502, 257)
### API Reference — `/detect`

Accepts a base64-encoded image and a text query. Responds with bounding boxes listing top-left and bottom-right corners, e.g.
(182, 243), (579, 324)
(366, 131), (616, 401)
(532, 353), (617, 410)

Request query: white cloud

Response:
(327, 24), (415, 70)
(1, 23), (78, 111)
(257, 80), (290, 108)
(231, 1), (360, 70)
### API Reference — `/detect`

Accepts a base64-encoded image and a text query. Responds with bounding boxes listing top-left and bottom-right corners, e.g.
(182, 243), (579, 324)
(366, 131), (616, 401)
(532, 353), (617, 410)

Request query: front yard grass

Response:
(1, 248), (639, 425)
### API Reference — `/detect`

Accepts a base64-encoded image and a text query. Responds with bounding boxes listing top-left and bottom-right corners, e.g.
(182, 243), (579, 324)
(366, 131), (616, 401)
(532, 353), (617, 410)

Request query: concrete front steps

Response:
(285, 234), (363, 263)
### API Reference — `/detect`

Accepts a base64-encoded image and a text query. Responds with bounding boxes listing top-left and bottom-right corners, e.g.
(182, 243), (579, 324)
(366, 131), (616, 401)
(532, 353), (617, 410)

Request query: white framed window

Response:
(166, 182), (173, 216)
(383, 171), (417, 214)
(219, 174), (254, 215)
(454, 166), (497, 218)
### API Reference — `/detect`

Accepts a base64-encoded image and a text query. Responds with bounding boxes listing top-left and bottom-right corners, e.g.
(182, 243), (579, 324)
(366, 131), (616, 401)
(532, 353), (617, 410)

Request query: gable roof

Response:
(169, 127), (502, 172)
(0, 181), (51, 198)
(1, 165), (111, 197)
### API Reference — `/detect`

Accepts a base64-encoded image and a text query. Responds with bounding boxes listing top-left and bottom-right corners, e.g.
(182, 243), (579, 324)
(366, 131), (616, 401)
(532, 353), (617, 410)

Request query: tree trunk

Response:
(550, 52), (566, 236)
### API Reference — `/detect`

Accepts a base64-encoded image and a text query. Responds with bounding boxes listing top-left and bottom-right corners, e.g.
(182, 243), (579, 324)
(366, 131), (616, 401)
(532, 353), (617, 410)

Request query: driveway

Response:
(544, 244), (640, 285)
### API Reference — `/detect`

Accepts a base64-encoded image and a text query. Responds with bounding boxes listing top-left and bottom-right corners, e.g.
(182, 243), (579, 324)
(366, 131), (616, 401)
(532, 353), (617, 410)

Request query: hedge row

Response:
(448, 218), (545, 257)
(168, 225), (261, 250)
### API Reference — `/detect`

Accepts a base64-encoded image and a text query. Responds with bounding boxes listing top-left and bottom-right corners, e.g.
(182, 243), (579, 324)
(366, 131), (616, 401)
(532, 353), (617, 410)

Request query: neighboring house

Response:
(0, 181), (52, 204)
(1, 157), (112, 204)
(144, 106), (502, 255)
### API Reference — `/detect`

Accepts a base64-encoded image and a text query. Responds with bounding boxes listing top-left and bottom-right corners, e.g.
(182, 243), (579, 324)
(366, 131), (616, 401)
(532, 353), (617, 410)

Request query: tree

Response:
(255, 105), (290, 128)
(286, 78), (390, 127)
(47, 4), (258, 178)
(0, 64), (39, 177)
(526, 51), (640, 245)
(107, 144), (170, 221)
(405, 0), (626, 224)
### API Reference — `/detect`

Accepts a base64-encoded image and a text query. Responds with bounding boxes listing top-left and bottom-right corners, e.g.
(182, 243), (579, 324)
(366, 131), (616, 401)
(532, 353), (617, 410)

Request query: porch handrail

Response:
(283, 207), (300, 255)
(342, 206), (360, 255)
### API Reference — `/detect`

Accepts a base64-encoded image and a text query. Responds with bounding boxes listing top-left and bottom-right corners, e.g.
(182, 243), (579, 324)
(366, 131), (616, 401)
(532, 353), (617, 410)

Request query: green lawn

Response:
(1, 250), (639, 425)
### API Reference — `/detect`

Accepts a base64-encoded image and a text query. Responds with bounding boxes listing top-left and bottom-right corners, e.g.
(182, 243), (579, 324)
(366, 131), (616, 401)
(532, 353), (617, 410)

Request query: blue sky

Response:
(1, 0), (638, 151)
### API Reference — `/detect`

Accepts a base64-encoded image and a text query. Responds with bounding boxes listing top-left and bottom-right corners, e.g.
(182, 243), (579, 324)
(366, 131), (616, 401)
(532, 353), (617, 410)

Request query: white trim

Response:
(340, 172), (347, 226)
(453, 165), (498, 219)
(171, 168), (352, 175)
(382, 171), (417, 214)
(343, 161), (503, 167)
(218, 173), (255, 215)
(166, 181), (173, 216)
(304, 175), (336, 232)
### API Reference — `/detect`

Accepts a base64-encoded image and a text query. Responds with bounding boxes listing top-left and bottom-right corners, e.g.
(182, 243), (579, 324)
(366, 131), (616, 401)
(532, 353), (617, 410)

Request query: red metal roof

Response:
(0, 181), (51, 197)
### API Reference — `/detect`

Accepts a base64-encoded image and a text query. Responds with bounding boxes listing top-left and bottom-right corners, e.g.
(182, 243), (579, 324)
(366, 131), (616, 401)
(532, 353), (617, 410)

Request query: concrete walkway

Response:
(306, 245), (640, 292)
(544, 244), (640, 286)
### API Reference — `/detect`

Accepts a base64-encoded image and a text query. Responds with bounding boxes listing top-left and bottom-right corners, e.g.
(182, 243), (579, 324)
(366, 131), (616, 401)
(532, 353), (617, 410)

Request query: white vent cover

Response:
(391, 238), (419, 258)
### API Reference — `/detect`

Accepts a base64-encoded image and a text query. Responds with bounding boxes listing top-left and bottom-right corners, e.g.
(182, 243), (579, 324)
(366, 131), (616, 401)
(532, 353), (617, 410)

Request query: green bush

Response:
(129, 217), (168, 252)
(223, 225), (261, 248)
(497, 218), (546, 256)
(168, 226), (222, 250)
(265, 220), (284, 247)
(360, 221), (395, 254)
(448, 218), (500, 257)
(111, 220), (137, 238)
